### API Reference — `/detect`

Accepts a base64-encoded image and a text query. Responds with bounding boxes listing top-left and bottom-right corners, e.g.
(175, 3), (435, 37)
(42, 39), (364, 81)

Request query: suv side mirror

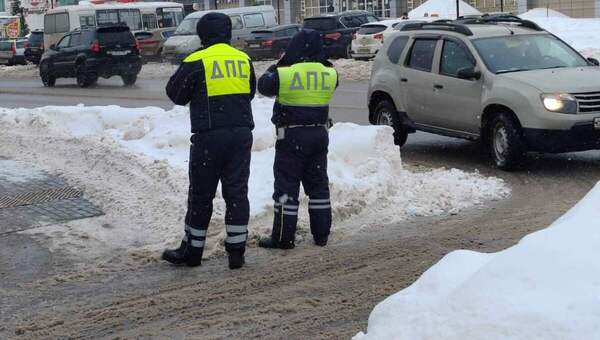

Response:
(457, 66), (481, 80)
(49, 44), (56, 50)
(588, 57), (599, 66)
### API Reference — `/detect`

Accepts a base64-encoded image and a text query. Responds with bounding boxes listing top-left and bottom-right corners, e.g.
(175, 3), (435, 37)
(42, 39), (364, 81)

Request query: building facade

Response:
(1, 0), (9, 14)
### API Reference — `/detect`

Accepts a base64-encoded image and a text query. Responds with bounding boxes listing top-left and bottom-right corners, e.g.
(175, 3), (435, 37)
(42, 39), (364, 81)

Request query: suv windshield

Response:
(174, 18), (199, 35)
(473, 34), (588, 74)
(303, 18), (336, 31)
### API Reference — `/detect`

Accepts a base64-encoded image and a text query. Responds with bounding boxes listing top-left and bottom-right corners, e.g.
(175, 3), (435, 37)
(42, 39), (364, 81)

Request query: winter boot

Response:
(258, 236), (295, 249)
(162, 241), (203, 267)
(228, 250), (245, 270)
(314, 235), (328, 247)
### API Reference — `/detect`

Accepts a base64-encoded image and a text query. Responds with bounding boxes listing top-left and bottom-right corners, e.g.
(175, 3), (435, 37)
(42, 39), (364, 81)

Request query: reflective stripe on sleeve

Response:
(225, 234), (247, 244)
(309, 199), (330, 203)
(283, 211), (298, 216)
(189, 227), (207, 237)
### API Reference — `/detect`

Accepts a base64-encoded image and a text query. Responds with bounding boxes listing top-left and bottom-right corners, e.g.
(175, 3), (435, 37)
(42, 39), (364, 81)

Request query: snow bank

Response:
(409, 0), (480, 19)
(0, 100), (508, 257)
(354, 182), (600, 340)
(521, 11), (600, 52)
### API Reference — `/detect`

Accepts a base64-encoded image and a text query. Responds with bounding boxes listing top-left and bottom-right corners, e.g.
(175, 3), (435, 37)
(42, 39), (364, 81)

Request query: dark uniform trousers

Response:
(272, 126), (331, 243)
(184, 127), (253, 253)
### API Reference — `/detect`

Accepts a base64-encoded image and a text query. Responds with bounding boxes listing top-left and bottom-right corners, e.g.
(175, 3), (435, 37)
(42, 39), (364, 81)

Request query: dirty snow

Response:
(0, 59), (373, 82)
(0, 100), (509, 258)
(354, 181), (600, 340)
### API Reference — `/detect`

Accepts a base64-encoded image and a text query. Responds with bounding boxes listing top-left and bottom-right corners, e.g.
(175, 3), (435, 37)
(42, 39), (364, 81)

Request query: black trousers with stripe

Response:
(183, 127), (252, 253)
(272, 127), (331, 244)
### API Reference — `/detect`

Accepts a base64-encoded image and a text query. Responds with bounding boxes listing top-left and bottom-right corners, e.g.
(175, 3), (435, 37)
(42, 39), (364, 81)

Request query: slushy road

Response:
(0, 78), (370, 124)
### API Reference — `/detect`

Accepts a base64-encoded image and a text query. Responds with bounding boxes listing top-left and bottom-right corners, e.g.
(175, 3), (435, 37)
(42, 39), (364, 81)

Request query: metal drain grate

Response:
(0, 187), (83, 209)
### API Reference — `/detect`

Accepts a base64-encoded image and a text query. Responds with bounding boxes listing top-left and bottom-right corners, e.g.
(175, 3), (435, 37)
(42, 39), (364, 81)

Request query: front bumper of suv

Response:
(523, 121), (600, 153)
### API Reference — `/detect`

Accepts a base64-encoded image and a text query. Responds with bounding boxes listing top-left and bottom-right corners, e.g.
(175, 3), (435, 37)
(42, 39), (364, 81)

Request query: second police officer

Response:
(257, 29), (338, 249)
(163, 12), (256, 269)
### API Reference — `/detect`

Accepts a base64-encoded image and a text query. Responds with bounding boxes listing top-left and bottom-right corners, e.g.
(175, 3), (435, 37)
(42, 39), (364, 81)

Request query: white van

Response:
(161, 5), (277, 63)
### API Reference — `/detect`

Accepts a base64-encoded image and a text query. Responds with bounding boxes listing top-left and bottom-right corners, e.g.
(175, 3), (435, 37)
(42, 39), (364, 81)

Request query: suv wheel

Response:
(121, 74), (137, 86)
(489, 113), (525, 170)
(40, 61), (56, 87)
(76, 65), (97, 88)
(344, 43), (352, 59)
(374, 99), (408, 147)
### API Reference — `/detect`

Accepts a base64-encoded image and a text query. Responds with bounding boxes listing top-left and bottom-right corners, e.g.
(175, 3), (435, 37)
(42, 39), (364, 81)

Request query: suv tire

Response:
(76, 65), (97, 88)
(40, 61), (56, 87)
(122, 74), (137, 86)
(343, 43), (352, 59)
(374, 99), (408, 147)
(489, 113), (525, 170)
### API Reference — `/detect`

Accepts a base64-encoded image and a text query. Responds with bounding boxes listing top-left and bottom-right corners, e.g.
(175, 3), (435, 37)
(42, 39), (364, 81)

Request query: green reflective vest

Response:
(184, 43), (251, 97)
(277, 62), (337, 107)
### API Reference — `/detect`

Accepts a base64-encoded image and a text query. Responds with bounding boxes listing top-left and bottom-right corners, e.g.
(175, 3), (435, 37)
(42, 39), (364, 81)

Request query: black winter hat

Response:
(196, 12), (232, 47)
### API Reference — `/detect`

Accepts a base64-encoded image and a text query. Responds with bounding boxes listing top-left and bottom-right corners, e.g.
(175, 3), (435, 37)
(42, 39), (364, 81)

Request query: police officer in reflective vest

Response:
(163, 12), (256, 269)
(257, 29), (338, 249)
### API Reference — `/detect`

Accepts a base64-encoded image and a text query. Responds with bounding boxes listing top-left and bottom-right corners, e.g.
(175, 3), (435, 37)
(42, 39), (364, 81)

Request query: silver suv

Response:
(368, 17), (600, 170)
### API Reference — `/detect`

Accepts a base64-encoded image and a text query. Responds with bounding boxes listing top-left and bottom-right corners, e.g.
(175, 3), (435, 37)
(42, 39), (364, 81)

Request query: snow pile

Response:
(409, 0), (480, 19)
(0, 64), (38, 78)
(354, 182), (600, 340)
(521, 10), (600, 53)
(0, 100), (508, 257)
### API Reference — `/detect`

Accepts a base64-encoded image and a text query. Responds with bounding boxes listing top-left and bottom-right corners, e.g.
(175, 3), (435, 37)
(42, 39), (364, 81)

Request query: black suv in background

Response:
(24, 30), (44, 65)
(303, 11), (379, 58)
(244, 24), (301, 60)
(39, 25), (142, 88)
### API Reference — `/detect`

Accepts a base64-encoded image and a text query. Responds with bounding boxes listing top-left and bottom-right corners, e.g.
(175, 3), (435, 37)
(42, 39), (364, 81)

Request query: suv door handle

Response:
(400, 78), (408, 82)
(433, 84), (444, 89)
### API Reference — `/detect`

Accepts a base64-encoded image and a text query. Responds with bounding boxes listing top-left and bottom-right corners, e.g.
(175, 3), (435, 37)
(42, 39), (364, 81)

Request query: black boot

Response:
(314, 235), (328, 247)
(258, 236), (295, 249)
(228, 250), (245, 270)
(162, 241), (203, 267)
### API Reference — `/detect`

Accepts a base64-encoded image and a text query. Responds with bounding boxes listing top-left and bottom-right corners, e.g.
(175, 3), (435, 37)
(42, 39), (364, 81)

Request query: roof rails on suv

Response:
(458, 14), (544, 31)
(400, 22), (474, 36)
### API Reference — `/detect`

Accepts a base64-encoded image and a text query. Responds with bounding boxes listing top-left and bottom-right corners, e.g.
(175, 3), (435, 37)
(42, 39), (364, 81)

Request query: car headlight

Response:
(541, 93), (578, 114)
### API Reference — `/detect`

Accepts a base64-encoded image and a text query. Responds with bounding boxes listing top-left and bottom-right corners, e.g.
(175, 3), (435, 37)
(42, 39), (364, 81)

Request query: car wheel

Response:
(40, 61), (56, 87)
(76, 65), (97, 88)
(344, 43), (352, 59)
(121, 74), (137, 86)
(489, 113), (525, 170)
(374, 98), (408, 147)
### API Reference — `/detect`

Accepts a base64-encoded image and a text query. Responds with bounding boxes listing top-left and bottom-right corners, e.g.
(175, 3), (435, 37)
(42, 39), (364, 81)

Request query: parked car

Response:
(368, 18), (600, 170)
(39, 25), (142, 88)
(25, 30), (44, 64)
(0, 39), (27, 65)
(303, 10), (379, 59)
(244, 24), (301, 60)
(351, 19), (409, 60)
(162, 5), (277, 63)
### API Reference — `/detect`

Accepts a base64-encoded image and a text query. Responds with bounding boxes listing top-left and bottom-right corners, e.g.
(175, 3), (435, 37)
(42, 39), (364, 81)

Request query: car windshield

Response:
(29, 33), (44, 43)
(473, 34), (589, 74)
(174, 18), (199, 35)
(0, 41), (12, 50)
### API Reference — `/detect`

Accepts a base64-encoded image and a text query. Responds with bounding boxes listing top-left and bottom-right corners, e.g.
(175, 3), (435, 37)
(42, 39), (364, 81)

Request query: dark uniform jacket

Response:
(258, 29), (338, 128)
(166, 14), (256, 133)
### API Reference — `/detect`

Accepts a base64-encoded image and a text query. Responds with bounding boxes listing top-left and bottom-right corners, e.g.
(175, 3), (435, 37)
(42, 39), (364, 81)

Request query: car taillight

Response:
(11, 42), (16, 54)
(134, 39), (140, 51)
(261, 39), (273, 48)
(24, 41), (29, 48)
(324, 32), (342, 41)
(374, 33), (384, 42)
(91, 40), (101, 53)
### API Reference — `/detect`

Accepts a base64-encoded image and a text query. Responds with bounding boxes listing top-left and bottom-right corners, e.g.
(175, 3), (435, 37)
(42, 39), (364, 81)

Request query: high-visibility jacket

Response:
(258, 61), (338, 127)
(166, 43), (256, 133)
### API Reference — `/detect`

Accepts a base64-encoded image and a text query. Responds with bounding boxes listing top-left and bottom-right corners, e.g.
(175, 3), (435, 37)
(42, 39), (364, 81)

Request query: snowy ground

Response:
(0, 99), (508, 259)
(354, 181), (600, 340)
(0, 58), (373, 82)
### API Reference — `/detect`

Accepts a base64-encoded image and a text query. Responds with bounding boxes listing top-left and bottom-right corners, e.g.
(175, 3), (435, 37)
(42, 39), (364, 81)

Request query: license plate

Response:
(248, 44), (260, 48)
(358, 48), (370, 53)
(108, 50), (130, 56)
(594, 117), (600, 130)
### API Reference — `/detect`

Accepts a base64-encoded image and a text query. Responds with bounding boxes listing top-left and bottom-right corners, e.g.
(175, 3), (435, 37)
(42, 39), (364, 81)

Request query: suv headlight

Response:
(541, 93), (578, 114)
